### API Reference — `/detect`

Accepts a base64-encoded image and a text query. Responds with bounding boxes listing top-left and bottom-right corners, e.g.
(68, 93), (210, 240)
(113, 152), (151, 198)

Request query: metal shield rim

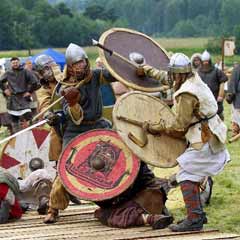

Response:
(99, 27), (170, 93)
(58, 129), (141, 201)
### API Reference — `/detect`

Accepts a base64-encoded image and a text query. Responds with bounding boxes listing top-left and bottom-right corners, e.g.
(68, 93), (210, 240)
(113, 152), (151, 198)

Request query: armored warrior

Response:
(35, 54), (64, 162)
(35, 54), (81, 206)
(140, 53), (229, 232)
(43, 43), (115, 223)
(44, 43), (173, 230)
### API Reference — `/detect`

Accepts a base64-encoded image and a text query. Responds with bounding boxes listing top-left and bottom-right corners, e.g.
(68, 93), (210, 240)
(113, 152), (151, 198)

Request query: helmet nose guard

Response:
(65, 43), (88, 66)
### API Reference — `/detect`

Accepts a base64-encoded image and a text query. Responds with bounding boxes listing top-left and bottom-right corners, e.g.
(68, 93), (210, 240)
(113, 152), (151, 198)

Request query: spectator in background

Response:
(214, 58), (223, 70)
(0, 57), (40, 133)
(95, 57), (105, 69)
(24, 59), (39, 116)
(24, 60), (33, 72)
(0, 66), (11, 131)
(226, 63), (240, 137)
(198, 50), (228, 120)
(191, 53), (202, 71)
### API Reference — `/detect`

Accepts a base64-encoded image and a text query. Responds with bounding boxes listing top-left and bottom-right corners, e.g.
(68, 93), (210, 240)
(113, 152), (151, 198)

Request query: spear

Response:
(92, 39), (140, 68)
(0, 119), (48, 145)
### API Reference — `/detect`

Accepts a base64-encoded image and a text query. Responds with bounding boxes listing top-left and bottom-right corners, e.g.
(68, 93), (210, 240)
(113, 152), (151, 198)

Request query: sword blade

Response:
(0, 119), (48, 145)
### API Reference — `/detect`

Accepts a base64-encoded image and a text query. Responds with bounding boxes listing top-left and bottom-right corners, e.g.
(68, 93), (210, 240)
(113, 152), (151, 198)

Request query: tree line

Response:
(0, 0), (240, 51)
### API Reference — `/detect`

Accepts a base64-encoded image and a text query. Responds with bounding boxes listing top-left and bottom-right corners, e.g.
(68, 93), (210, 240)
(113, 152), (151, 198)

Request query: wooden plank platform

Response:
(1, 203), (239, 240)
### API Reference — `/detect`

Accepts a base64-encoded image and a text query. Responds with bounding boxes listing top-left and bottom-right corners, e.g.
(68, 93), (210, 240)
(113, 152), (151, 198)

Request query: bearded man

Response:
(0, 57), (40, 133)
(43, 43), (115, 224)
(35, 55), (64, 162)
(198, 50), (228, 120)
(140, 53), (229, 232)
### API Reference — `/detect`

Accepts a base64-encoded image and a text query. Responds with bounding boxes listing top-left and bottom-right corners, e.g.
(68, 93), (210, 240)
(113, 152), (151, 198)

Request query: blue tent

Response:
(31, 48), (66, 70)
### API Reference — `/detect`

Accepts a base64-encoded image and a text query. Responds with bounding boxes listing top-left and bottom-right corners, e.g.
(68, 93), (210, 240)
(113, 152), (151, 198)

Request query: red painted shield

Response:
(58, 129), (140, 201)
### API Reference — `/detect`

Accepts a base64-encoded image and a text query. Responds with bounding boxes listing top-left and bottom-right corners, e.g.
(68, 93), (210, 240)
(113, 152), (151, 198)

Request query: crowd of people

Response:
(0, 44), (239, 233)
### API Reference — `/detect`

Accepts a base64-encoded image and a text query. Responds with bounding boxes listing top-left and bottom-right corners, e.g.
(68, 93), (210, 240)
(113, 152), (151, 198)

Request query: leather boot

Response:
(177, 212), (207, 225)
(69, 194), (81, 205)
(169, 217), (204, 232)
(43, 208), (59, 224)
(169, 181), (204, 232)
(143, 214), (174, 230)
(37, 196), (49, 215)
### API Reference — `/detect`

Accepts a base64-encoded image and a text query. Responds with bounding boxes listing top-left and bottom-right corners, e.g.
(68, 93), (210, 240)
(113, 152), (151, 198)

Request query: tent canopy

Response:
(31, 48), (66, 70)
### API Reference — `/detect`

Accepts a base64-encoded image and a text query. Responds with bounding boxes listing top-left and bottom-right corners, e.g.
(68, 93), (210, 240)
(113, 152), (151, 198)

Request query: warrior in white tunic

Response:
(141, 53), (229, 232)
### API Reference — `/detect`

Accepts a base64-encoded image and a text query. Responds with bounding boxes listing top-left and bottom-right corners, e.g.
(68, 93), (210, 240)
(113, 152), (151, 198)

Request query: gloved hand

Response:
(44, 111), (60, 126)
(136, 66), (145, 77)
(142, 119), (165, 134)
(61, 87), (80, 107)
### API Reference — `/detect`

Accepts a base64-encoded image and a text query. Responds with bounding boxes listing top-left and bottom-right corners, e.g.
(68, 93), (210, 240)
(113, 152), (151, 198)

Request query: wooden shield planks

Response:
(113, 92), (187, 168)
(99, 27), (169, 92)
(58, 129), (140, 201)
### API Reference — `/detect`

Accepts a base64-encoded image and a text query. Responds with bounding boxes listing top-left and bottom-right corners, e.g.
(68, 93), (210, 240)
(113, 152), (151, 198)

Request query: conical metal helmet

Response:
(168, 53), (192, 74)
(35, 54), (55, 71)
(29, 158), (44, 171)
(65, 43), (88, 65)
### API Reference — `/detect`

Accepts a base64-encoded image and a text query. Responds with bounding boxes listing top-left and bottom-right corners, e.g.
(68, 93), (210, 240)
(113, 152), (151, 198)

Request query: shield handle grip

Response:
(128, 131), (148, 148)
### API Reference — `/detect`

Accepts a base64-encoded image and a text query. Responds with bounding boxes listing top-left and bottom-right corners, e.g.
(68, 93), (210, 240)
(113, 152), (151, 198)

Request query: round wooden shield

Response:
(113, 92), (187, 168)
(99, 28), (170, 92)
(58, 129), (140, 201)
(0, 127), (56, 179)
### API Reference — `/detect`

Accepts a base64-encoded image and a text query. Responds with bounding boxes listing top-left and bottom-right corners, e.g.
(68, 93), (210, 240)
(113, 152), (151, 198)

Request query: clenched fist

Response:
(61, 87), (80, 107)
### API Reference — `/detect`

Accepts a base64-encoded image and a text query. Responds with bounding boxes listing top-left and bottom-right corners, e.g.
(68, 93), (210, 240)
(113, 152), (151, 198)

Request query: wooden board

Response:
(113, 92), (187, 168)
(1, 203), (239, 240)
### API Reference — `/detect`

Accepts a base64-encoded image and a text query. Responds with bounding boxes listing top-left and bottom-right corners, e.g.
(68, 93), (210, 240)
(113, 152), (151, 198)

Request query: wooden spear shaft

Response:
(92, 39), (139, 68)
(32, 96), (64, 122)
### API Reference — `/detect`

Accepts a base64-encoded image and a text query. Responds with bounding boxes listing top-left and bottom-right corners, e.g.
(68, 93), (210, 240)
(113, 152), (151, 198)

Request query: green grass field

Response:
(0, 38), (240, 233)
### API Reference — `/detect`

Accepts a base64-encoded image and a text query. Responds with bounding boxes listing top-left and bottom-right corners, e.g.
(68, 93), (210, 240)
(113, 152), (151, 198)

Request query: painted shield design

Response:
(113, 91), (187, 168)
(0, 127), (56, 179)
(99, 27), (170, 92)
(58, 129), (140, 201)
